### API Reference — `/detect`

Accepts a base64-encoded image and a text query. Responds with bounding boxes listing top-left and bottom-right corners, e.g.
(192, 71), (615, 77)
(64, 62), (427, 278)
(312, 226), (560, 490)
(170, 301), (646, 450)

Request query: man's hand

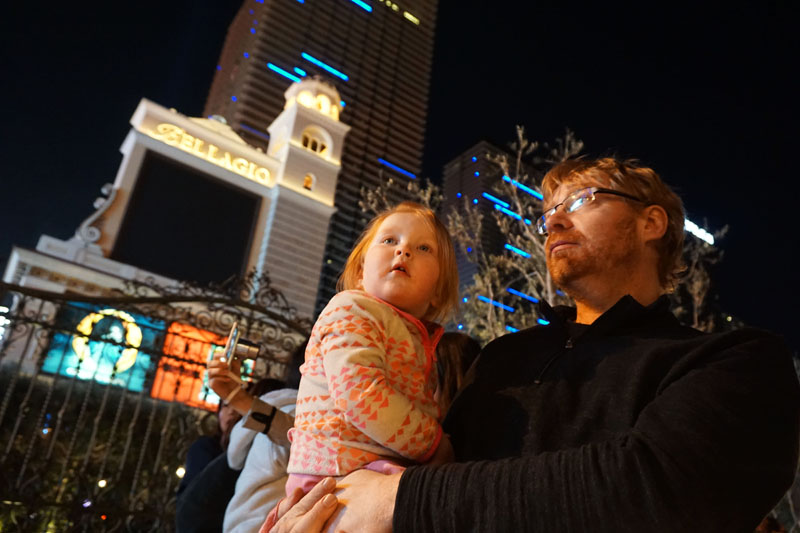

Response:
(262, 477), (339, 533)
(323, 469), (400, 532)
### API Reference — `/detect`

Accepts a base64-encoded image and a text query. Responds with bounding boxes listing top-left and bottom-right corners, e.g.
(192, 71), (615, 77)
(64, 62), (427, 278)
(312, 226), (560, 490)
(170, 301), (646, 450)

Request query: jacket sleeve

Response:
(318, 294), (442, 461)
(393, 332), (800, 532)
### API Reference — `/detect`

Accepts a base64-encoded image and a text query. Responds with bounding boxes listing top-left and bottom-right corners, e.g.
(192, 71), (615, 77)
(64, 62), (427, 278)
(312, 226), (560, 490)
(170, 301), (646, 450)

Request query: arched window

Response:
(303, 174), (315, 190)
(299, 126), (333, 158)
(316, 94), (331, 115)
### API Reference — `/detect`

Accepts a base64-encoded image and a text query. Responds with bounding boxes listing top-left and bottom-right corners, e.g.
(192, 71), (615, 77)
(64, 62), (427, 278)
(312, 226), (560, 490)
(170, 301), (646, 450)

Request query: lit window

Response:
(300, 126), (332, 157)
(297, 91), (314, 108)
(316, 94), (331, 114)
(403, 11), (420, 25)
(303, 174), (314, 190)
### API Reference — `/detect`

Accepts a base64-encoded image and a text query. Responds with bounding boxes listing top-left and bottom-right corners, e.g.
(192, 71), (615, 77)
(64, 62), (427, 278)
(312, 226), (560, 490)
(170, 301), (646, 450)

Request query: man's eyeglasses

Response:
(535, 187), (644, 235)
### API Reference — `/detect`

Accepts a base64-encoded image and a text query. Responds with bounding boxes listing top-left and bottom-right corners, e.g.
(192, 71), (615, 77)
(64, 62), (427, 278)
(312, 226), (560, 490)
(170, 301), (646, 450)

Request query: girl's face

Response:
(360, 212), (441, 319)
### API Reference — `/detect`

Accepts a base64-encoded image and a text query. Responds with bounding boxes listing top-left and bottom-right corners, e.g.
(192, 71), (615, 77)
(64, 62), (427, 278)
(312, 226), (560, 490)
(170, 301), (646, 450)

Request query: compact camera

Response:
(220, 322), (260, 384)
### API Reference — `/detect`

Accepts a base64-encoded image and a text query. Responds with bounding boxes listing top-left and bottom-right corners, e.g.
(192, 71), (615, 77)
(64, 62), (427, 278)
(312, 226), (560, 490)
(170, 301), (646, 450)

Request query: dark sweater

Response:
(394, 295), (800, 532)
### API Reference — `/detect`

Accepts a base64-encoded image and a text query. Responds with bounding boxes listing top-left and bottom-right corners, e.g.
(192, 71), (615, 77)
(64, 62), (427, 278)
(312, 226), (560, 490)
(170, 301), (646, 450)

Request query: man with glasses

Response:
(267, 158), (799, 533)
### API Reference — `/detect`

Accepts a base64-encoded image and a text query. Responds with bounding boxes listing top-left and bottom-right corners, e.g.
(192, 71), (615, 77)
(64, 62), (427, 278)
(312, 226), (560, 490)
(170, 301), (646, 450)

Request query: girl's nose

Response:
(395, 247), (410, 257)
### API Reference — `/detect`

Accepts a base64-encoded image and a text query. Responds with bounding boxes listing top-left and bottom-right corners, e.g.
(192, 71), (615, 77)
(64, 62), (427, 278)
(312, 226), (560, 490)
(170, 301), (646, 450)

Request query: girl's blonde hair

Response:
(337, 202), (459, 323)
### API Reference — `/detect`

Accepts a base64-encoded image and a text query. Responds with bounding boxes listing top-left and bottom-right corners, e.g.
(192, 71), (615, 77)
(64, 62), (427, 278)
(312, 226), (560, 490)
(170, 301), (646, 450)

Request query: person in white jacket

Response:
(208, 341), (306, 533)
(223, 386), (297, 533)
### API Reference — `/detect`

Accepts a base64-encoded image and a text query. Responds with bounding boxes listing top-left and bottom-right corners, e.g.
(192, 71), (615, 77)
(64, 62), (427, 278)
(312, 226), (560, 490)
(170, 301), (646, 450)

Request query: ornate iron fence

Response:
(0, 275), (311, 532)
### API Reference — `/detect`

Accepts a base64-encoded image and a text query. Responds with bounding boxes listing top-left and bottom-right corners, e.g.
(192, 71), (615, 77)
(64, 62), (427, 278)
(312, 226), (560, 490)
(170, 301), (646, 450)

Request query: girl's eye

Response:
(419, 244), (431, 252)
(382, 237), (396, 245)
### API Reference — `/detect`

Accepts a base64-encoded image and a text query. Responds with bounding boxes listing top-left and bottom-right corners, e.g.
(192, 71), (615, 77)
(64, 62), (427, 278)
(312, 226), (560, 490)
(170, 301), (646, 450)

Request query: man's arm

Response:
(272, 331), (799, 533)
(392, 331), (800, 532)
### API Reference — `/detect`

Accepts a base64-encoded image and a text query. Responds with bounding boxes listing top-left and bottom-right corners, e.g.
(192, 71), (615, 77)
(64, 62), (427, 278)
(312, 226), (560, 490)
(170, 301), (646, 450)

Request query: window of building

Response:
(303, 173), (315, 190)
(300, 126), (332, 157)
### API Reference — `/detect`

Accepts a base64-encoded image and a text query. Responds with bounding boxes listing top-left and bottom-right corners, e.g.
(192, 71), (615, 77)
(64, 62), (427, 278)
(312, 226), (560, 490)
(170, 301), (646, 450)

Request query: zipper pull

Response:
(565, 338), (573, 349)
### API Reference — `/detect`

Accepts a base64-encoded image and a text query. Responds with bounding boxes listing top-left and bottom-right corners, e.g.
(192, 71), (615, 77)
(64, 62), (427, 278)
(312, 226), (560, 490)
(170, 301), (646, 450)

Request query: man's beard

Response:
(547, 218), (639, 292)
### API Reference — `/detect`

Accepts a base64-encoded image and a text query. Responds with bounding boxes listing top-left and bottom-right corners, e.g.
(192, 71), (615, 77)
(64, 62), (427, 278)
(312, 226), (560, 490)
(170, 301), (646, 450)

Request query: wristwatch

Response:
(242, 397), (293, 448)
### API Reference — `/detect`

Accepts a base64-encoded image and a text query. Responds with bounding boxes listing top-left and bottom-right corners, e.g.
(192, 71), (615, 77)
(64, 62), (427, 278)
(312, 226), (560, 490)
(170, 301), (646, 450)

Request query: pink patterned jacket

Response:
(287, 290), (444, 477)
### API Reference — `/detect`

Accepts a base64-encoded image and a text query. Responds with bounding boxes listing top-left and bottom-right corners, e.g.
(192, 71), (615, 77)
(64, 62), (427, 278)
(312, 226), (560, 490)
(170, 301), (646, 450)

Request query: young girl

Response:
(285, 201), (460, 494)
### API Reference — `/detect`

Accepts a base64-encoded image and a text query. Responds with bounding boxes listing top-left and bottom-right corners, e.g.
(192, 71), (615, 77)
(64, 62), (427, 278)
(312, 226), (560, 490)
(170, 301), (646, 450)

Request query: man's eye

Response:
(567, 197), (587, 212)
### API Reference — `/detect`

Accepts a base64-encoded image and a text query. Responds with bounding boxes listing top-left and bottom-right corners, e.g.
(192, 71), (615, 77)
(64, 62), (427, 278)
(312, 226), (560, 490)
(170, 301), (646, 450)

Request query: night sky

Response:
(2, 2), (796, 349)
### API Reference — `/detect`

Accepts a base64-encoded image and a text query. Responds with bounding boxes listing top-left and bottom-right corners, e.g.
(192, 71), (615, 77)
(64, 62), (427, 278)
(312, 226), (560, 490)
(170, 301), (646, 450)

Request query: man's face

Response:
(543, 181), (644, 291)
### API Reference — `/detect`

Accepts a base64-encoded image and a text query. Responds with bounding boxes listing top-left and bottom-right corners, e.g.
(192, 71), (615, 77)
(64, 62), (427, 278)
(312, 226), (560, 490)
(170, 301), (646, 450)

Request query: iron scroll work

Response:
(0, 272), (312, 532)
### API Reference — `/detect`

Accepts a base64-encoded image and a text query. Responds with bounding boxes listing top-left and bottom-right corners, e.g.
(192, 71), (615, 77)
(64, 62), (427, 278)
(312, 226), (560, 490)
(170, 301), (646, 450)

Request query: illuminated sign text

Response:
(148, 123), (272, 186)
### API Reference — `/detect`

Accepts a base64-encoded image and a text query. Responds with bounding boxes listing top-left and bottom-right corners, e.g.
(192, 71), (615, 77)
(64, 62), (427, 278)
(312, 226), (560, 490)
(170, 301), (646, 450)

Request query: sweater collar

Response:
(358, 290), (445, 346)
(538, 294), (677, 336)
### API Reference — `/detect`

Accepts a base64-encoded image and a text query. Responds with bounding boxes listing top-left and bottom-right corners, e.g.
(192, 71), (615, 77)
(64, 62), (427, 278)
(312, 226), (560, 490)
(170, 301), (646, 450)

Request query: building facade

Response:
(4, 78), (347, 321)
(441, 140), (515, 289)
(204, 0), (438, 314)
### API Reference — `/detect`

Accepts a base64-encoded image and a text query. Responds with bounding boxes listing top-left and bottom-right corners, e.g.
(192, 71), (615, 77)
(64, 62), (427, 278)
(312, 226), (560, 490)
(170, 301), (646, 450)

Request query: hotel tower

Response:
(204, 0), (439, 314)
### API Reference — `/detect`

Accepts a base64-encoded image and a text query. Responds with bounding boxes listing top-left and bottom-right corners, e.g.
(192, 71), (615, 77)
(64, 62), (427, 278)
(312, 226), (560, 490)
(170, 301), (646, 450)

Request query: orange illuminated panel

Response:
(150, 322), (226, 410)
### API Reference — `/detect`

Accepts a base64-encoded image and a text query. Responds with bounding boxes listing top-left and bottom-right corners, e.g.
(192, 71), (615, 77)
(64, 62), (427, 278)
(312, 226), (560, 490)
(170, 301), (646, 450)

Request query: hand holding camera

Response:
(207, 322), (260, 406)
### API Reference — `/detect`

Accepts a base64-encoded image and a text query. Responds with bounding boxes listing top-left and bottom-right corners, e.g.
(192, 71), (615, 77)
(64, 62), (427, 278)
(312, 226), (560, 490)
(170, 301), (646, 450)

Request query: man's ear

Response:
(640, 205), (668, 243)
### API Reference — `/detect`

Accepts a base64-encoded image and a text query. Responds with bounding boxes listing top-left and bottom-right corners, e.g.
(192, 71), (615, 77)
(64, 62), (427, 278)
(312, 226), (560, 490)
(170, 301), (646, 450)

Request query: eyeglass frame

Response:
(535, 186), (645, 235)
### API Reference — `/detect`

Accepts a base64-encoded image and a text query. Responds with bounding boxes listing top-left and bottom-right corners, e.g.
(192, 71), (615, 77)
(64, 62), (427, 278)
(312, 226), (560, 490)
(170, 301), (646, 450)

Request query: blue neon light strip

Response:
(503, 175), (544, 200)
(378, 158), (416, 179)
(477, 295), (515, 313)
(537, 318), (550, 325)
(294, 67), (307, 76)
(495, 204), (522, 221)
(238, 123), (270, 141)
(301, 52), (349, 81)
(340, 100), (346, 107)
(489, 202), (532, 225)
(267, 63), (301, 82)
(482, 192), (509, 207)
(506, 325), (519, 333)
(349, 0), (373, 11)
(504, 243), (531, 258)
(506, 288), (539, 303)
